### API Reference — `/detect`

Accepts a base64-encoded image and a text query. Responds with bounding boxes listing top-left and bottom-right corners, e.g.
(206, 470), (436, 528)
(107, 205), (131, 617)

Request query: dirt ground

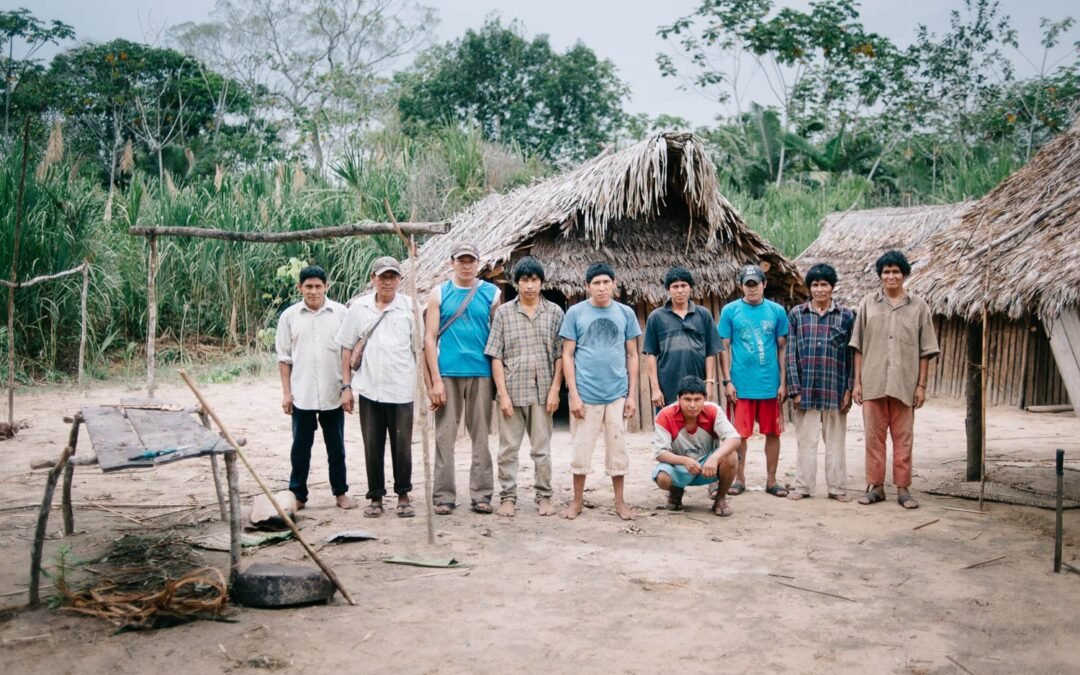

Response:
(0, 372), (1078, 674)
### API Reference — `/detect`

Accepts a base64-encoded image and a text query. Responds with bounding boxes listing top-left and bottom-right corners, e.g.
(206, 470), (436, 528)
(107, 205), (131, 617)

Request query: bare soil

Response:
(1, 374), (1078, 674)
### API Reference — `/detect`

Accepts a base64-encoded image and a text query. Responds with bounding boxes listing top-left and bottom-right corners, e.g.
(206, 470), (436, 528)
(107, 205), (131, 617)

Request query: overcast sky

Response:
(16, 0), (1080, 126)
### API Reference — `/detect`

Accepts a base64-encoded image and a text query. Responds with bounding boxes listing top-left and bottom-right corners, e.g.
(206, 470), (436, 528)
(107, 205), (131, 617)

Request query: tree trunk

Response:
(965, 320), (983, 481)
(310, 119), (324, 175)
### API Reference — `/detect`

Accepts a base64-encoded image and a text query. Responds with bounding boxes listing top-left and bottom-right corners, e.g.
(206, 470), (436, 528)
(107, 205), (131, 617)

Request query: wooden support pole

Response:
(147, 234), (158, 399)
(78, 262), (89, 388)
(29, 442), (75, 606)
(965, 320), (983, 481)
(199, 408), (229, 523)
(128, 220), (450, 242)
(177, 369), (355, 605)
(224, 450), (242, 583)
(61, 415), (80, 536)
(6, 119), (30, 430)
(979, 216), (992, 511)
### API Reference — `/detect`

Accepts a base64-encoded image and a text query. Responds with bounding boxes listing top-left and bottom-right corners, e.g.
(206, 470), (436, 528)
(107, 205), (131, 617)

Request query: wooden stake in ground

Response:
(78, 261), (89, 388)
(6, 119), (31, 429)
(177, 369), (355, 605)
(385, 200), (436, 546)
(146, 234), (158, 399)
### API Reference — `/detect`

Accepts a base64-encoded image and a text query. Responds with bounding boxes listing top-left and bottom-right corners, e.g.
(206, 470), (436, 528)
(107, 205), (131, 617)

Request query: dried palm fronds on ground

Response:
(54, 534), (230, 629)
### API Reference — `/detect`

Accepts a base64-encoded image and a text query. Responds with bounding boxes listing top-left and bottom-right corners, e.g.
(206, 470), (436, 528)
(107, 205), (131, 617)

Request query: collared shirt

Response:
(337, 292), (417, 404)
(787, 301), (855, 410)
(484, 297), (564, 406)
(642, 300), (723, 405)
(275, 298), (346, 411)
(850, 290), (940, 407)
(652, 401), (738, 461)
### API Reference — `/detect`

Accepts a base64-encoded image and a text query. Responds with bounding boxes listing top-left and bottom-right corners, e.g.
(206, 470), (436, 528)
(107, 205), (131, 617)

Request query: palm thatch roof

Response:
(908, 121), (1080, 321)
(413, 132), (802, 305)
(796, 203), (973, 307)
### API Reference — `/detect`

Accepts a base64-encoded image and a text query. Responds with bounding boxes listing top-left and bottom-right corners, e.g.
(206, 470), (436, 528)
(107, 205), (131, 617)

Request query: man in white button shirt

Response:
(337, 256), (419, 519)
(275, 265), (356, 510)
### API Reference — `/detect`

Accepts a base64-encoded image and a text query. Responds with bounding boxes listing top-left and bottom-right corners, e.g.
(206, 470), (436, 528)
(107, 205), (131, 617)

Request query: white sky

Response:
(14, 0), (1080, 127)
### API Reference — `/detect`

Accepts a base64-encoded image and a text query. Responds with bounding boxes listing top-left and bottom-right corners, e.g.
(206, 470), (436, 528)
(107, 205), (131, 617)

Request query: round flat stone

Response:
(232, 563), (336, 607)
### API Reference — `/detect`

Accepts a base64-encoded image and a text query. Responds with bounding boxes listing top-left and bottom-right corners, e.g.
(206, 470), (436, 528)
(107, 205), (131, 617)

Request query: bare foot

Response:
(828, 493), (851, 503)
(295, 500), (306, 511)
(560, 501), (584, 520)
(615, 502), (637, 521)
(336, 494), (358, 510)
(537, 498), (556, 516)
(496, 500), (516, 517)
(787, 491), (807, 501)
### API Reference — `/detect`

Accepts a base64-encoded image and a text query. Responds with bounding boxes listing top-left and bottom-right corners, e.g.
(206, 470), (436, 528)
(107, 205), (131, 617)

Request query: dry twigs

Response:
(59, 566), (228, 629)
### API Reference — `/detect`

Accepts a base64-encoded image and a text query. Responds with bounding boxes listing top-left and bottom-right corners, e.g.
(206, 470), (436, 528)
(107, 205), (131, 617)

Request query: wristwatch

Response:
(722, 379), (731, 386)
(340, 384), (351, 391)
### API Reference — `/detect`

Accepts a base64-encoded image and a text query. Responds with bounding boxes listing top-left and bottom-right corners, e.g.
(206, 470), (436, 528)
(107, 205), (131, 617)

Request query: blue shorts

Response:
(652, 459), (719, 489)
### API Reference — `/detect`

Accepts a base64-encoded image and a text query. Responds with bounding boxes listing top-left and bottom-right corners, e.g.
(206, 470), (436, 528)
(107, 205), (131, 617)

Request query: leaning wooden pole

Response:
(6, 119), (30, 429)
(385, 201), (435, 546)
(979, 216), (992, 511)
(178, 369), (355, 605)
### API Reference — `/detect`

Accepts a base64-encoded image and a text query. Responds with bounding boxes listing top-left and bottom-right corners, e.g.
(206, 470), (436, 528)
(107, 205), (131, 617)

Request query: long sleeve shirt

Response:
(786, 301), (855, 410)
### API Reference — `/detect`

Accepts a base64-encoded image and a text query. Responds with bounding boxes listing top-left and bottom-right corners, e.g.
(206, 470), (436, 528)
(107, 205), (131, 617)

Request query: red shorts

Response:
(727, 398), (783, 437)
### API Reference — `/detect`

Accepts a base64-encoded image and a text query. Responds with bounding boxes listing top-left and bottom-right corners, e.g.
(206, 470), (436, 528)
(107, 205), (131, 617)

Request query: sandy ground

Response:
(0, 371), (1078, 674)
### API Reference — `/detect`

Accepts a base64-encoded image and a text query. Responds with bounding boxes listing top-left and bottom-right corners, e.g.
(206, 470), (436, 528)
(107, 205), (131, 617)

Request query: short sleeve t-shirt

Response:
(559, 300), (642, 405)
(436, 279), (499, 378)
(642, 302), (722, 405)
(717, 298), (789, 399)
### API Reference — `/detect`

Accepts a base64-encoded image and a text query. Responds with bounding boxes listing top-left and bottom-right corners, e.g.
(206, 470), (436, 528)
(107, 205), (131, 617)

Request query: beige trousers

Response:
(497, 404), (553, 503)
(433, 377), (494, 506)
(792, 407), (848, 496)
(569, 399), (628, 476)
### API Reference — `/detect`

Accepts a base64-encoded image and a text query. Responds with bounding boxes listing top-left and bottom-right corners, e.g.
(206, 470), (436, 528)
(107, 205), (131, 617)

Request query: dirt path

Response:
(1, 374), (1078, 674)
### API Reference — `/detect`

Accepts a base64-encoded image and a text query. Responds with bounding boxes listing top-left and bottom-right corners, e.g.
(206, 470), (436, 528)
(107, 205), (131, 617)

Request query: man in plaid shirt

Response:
(485, 257), (564, 517)
(786, 263), (855, 501)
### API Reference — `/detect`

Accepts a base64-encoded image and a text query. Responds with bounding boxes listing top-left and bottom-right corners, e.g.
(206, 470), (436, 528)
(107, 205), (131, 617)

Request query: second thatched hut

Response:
(415, 132), (803, 431)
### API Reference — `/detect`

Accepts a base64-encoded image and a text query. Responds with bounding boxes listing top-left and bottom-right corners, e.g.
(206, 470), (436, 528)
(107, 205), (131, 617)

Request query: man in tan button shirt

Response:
(850, 250), (939, 509)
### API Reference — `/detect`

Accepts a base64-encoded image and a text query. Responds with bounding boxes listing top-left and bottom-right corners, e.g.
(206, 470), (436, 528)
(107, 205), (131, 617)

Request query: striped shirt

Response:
(786, 301), (855, 410)
(484, 297), (564, 406)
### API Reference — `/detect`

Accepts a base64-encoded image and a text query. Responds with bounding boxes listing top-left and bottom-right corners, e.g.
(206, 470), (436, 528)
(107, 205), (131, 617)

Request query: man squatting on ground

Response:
(559, 262), (642, 521)
(718, 264), (790, 498)
(851, 250), (940, 509)
(652, 375), (741, 517)
(337, 256), (418, 519)
(275, 265), (356, 510)
(644, 266), (723, 413)
(485, 256), (565, 517)
(786, 263), (855, 502)
(425, 243), (502, 515)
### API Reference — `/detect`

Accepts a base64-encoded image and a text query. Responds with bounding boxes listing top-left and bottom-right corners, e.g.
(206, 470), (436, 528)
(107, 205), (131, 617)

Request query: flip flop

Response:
(396, 503), (415, 518)
(858, 488), (886, 505)
(712, 495), (734, 517)
(434, 503), (455, 516)
(727, 480), (746, 496)
(898, 494), (919, 510)
(765, 484), (789, 498)
(471, 501), (494, 515)
(362, 502), (383, 518)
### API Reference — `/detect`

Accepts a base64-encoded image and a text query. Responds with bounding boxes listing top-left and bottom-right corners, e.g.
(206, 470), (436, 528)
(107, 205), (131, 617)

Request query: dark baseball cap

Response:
(738, 264), (766, 284)
(451, 243), (480, 260)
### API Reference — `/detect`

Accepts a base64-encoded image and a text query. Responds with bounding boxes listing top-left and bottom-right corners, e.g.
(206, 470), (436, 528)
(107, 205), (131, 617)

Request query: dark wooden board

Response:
(81, 405), (225, 472)
(80, 406), (148, 472)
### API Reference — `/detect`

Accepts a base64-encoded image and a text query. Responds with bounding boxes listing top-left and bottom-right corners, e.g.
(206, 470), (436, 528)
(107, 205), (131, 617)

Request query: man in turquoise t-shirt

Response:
(559, 262), (641, 521)
(717, 264), (789, 497)
(424, 242), (501, 515)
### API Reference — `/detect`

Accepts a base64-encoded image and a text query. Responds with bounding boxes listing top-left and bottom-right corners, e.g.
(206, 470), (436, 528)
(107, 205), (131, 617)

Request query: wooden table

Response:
(28, 402), (243, 606)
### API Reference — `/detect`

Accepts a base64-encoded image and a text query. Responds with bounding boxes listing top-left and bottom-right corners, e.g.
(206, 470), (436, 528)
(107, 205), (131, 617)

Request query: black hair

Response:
(299, 265), (327, 284)
(585, 262), (616, 284)
(513, 256), (546, 283)
(676, 375), (707, 397)
(663, 266), (694, 289)
(875, 250), (911, 277)
(805, 263), (838, 287)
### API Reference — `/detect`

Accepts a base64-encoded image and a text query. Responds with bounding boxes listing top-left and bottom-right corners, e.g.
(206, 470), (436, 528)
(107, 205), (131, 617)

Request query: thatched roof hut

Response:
(414, 132), (802, 305)
(796, 203), (973, 307)
(908, 123), (1080, 323)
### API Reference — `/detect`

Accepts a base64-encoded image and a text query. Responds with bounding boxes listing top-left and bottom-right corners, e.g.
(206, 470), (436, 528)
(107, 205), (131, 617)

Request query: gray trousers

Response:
(497, 404), (554, 503)
(433, 376), (494, 506)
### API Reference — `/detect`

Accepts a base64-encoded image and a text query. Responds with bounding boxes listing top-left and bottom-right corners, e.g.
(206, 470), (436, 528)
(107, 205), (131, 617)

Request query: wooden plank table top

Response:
(80, 403), (226, 472)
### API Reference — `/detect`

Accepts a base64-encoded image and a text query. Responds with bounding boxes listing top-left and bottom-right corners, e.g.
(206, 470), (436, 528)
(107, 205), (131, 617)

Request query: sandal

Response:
(712, 494), (734, 517)
(362, 501), (383, 518)
(898, 494), (919, 510)
(396, 502), (415, 518)
(434, 503), (455, 516)
(471, 501), (494, 515)
(727, 480), (746, 496)
(765, 484), (789, 498)
(858, 487), (886, 505)
(666, 487), (685, 511)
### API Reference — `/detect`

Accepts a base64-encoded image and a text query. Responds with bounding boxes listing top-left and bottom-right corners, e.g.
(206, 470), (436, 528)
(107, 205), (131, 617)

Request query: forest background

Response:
(1, 0), (1077, 385)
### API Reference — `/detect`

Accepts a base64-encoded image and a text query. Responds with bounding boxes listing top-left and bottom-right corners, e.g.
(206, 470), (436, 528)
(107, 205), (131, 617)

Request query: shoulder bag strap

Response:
(437, 281), (481, 339)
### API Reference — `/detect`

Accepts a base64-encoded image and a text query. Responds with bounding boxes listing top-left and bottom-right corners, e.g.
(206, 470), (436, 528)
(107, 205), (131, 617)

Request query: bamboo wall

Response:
(927, 315), (1071, 408)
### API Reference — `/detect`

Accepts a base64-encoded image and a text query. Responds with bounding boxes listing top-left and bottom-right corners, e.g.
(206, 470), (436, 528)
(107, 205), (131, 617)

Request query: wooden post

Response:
(147, 234), (158, 399)
(61, 415), (80, 536)
(224, 449), (242, 583)
(78, 262), (89, 388)
(29, 443), (74, 606)
(965, 320), (983, 481)
(6, 119), (30, 429)
(199, 408), (229, 523)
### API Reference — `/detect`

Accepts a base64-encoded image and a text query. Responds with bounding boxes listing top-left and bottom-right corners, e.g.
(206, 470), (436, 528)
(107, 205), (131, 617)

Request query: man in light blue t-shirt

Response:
(559, 262), (641, 521)
(717, 264), (790, 498)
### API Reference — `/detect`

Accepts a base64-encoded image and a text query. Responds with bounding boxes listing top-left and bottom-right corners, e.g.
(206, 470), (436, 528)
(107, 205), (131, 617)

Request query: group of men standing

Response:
(274, 244), (939, 520)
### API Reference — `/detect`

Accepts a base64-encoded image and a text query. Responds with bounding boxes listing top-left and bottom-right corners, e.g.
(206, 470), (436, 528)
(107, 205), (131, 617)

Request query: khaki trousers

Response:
(433, 377), (494, 506)
(792, 407), (848, 496)
(569, 399), (628, 476)
(497, 404), (553, 503)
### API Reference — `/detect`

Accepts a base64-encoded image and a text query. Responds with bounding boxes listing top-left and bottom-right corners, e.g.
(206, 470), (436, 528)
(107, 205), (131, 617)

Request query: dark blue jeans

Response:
(289, 406), (347, 503)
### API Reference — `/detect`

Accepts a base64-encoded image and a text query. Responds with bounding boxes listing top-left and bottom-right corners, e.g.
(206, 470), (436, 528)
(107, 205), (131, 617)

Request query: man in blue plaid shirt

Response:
(786, 263), (855, 501)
